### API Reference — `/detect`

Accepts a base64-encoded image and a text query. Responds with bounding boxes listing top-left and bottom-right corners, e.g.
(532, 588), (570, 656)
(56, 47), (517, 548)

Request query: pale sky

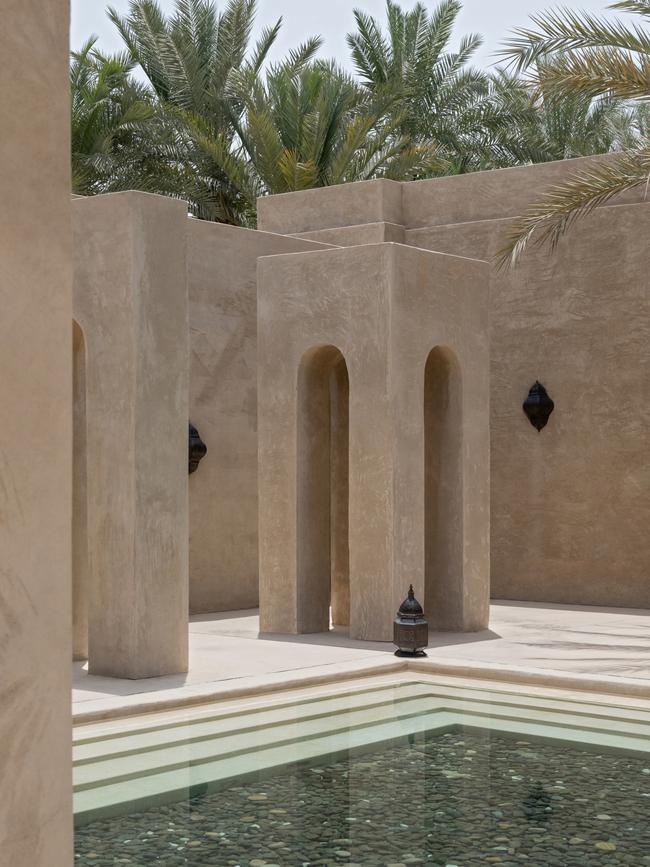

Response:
(71, 0), (617, 70)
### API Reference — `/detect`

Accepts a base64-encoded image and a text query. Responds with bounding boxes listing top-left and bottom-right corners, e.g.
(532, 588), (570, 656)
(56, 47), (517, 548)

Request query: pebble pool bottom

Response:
(74, 725), (650, 866)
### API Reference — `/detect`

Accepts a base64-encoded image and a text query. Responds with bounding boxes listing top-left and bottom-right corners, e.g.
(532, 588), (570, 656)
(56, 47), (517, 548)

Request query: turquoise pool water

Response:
(73, 679), (650, 866)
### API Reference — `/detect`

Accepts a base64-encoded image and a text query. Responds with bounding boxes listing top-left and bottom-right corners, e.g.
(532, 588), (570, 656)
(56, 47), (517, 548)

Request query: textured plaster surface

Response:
(187, 221), (332, 613)
(257, 243), (490, 641)
(73, 192), (189, 678)
(73, 322), (89, 660)
(257, 178), (403, 235)
(72, 602), (650, 721)
(0, 1), (74, 864)
(259, 156), (643, 236)
(257, 160), (649, 611)
(409, 202), (650, 608)
(400, 155), (643, 228)
(290, 221), (406, 246)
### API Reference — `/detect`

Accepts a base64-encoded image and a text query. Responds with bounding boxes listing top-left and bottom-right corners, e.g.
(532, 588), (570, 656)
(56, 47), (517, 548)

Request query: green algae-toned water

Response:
(75, 726), (650, 866)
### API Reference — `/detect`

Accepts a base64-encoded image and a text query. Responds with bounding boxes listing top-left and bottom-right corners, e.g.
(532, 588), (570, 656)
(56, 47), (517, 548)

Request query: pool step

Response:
(74, 677), (650, 826)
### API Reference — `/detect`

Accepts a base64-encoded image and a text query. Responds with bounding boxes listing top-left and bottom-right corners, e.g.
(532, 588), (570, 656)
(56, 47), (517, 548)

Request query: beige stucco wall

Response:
(258, 243), (490, 640)
(290, 222), (405, 247)
(0, 1), (73, 864)
(258, 179), (403, 235)
(256, 158), (649, 611)
(187, 221), (331, 613)
(409, 202), (650, 608)
(73, 192), (189, 678)
(259, 156), (643, 236)
(72, 321), (89, 661)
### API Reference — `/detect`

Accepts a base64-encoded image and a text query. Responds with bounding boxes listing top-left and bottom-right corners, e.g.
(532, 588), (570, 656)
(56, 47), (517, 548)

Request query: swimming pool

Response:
(74, 674), (650, 865)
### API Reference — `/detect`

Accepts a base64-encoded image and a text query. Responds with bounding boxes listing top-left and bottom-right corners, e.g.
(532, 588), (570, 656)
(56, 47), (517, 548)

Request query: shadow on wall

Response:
(297, 345), (350, 634)
(72, 320), (89, 662)
(424, 346), (463, 630)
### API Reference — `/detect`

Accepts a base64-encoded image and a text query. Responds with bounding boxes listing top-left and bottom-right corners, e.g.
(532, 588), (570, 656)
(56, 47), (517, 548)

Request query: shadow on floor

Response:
(257, 625), (502, 652)
(190, 608), (259, 622)
(72, 661), (190, 696)
(492, 599), (650, 617)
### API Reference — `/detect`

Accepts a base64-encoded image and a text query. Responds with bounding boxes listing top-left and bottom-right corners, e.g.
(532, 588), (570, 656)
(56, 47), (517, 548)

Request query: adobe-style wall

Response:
(258, 243), (490, 639)
(0, 1), (74, 864)
(187, 221), (332, 613)
(411, 202), (650, 608)
(257, 159), (650, 610)
(258, 156), (643, 237)
(69, 158), (649, 627)
(73, 192), (190, 678)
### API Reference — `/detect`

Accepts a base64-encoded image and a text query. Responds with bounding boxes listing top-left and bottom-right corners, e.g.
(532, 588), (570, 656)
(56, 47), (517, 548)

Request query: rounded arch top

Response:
(424, 344), (462, 375)
(296, 342), (350, 634)
(73, 318), (85, 350)
(298, 344), (349, 376)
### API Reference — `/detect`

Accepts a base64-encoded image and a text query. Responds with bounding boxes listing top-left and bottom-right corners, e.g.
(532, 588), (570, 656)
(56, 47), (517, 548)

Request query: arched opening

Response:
(424, 346), (463, 630)
(72, 320), (89, 660)
(297, 345), (350, 633)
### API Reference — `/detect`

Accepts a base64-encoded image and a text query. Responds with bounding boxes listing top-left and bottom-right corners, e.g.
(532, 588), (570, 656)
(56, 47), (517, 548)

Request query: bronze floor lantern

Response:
(394, 585), (429, 657)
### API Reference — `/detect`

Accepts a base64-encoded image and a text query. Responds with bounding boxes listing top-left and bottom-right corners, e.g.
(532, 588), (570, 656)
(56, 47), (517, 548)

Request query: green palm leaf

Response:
(496, 148), (650, 268)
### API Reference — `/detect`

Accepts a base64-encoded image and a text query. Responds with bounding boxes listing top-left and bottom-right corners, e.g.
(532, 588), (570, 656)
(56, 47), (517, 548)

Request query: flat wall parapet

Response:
(255, 155), (645, 242)
(188, 214), (336, 250)
(289, 221), (404, 247)
(257, 178), (403, 235)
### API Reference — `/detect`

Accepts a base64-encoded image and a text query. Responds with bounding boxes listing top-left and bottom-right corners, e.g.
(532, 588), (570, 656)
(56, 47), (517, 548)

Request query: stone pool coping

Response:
(73, 655), (650, 726)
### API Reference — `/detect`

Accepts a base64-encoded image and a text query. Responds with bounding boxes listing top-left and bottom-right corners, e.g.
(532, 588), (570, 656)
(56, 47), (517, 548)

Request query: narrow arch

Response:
(72, 320), (89, 660)
(297, 345), (350, 633)
(424, 346), (463, 630)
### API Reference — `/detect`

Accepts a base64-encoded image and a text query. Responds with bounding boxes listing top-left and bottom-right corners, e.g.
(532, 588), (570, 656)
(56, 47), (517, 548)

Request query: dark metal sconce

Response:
(188, 423), (207, 474)
(393, 585), (428, 657)
(523, 381), (554, 432)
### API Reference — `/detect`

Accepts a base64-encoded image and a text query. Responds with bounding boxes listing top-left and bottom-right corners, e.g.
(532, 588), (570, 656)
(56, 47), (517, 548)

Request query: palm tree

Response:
(346, 0), (520, 174)
(107, 0), (301, 222)
(227, 57), (441, 193)
(108, 0), (439, 214)
(71, 38), (161, 195)
(486, 68), (631, 167)
(497, 0), (650, 265)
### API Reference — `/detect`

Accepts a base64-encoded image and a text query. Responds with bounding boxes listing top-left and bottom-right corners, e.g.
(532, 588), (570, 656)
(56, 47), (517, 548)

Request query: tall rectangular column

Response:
(0, 1), (74, 864)
(258, 245), (397, 640)
(258, 242), (490, 642)
(73, 192), (189, 679)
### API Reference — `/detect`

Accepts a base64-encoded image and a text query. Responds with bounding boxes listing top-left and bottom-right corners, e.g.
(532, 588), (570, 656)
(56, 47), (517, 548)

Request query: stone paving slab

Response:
(73, 601), (650, 721)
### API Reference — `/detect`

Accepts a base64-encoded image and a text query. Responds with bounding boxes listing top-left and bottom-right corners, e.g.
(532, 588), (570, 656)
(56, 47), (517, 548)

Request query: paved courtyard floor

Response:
(73, 600), (650, 720)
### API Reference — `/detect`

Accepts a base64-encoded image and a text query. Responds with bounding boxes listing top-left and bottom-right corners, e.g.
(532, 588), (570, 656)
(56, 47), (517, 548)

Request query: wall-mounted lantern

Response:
(188, 423), (207, 474)
(523, 381), (554, 432)
(393, 585), (428, 657)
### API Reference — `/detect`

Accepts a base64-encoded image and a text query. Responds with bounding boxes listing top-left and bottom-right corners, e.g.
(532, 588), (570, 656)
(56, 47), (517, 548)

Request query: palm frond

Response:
(496, 149), (650, 268)
(610, 1), (650, 17)
(531, 46), (650, 101)
(500, 7), (650, 73)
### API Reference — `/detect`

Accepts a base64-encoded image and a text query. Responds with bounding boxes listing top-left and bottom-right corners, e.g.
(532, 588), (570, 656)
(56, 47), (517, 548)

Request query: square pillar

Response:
(0, 1), (74, 864)
(73, 192), (189, 679)
(258, 243), (490, 642)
